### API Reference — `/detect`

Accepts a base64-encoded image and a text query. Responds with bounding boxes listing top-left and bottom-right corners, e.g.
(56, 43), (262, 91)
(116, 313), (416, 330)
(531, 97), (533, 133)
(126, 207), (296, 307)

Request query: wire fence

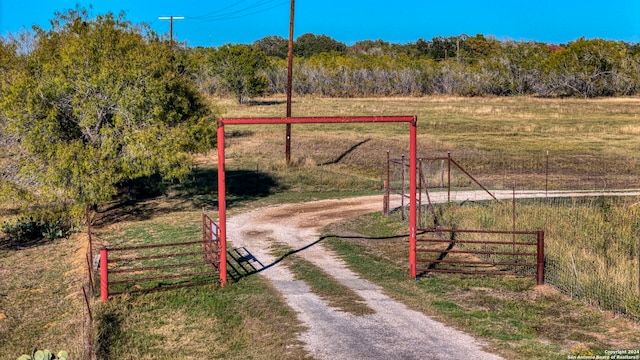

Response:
(388, 151), (640, 319)
(444, 150), (640, 192)
(526, 196), (640, 319)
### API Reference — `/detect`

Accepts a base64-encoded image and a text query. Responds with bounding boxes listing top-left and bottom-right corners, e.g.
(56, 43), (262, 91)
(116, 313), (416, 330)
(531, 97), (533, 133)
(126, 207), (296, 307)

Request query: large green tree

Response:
(0, 8), (216, 213)
(254, 35), (289, 59)
(211, 44), (269, 104)
(294, 33), (347, 58)
(545, 38), (632, 97)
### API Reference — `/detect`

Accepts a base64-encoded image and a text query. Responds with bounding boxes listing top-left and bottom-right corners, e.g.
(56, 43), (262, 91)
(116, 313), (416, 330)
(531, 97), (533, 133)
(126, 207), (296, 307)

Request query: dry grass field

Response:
(2, 95), (640, 359)
(217, 96), (640, 191)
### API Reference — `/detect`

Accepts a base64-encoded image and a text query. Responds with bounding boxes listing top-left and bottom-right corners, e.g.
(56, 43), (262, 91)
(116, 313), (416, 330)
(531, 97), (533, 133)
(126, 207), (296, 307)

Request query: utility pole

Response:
(158, 16), (185, 44)
(285, 0), (295, 165)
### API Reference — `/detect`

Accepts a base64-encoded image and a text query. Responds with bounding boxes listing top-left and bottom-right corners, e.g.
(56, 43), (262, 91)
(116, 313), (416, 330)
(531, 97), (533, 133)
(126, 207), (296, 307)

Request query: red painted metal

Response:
(111, 251), (203, 263)
(100, 248), (108, 301)
(110, 280), (215, 296)
(537, 231), (545, 285)
(417, 248), (537, 257)
(425, 259), (537, 267)
(217, 121), (228, 286)
(99, 222), (222, 300)
(421, 228), (542, 236)
(109, 261), (206, 274)
(109, 271), (215, 286)
(107, 240), (204, 252)
(419, 268), (536, 277)
(419, 238), (536, 246)
(202, 213), (221, 270)
(416, 228), (545, 284)
(409, 119), (417, 278)
(220, 115), (416, 125)
(217, 115), (419, 285)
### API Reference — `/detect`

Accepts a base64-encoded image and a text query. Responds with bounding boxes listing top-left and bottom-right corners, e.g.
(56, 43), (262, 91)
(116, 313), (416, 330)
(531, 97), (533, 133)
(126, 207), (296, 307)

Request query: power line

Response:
(188, 0), (287, 22)
(158, 16), (184, 43)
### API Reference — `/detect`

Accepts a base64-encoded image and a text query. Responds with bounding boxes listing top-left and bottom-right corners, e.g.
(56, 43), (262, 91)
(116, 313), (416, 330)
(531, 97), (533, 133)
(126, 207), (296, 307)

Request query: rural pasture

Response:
(1, 96), (640, 359)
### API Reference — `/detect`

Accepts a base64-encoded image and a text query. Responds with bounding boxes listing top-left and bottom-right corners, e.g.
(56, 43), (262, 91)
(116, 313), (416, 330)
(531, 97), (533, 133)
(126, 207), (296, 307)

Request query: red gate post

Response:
(100, 248), (108, 301)
(536, 231), (545, 285)
(409, 119), (417, 278)
(218, 116), (418, 281)
(217, 121), (228, 286)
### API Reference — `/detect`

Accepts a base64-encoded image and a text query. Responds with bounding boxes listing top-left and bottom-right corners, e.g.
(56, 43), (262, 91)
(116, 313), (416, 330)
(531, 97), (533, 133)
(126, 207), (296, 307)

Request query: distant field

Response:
(218, 96), (640, 191)
(2, 95), (640, 359)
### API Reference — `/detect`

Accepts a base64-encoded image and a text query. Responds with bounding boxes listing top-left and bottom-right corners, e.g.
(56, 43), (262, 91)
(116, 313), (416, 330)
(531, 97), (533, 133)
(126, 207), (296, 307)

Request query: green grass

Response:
(93, 217), (310, 360)
(269, 242), (375, 316)
(4, 96), (640, 359)
(95, 276), (309, 359)
(433, 196), (640, 318)
(323, 210), (640, 359)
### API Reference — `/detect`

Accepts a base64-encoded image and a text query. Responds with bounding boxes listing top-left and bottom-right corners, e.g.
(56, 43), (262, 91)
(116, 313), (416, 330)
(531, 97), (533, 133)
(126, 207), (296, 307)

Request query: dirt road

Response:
(226, 189), (640, 360)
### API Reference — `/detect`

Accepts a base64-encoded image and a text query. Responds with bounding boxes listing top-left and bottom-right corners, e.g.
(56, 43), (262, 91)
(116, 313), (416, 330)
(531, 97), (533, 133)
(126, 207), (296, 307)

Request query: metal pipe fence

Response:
(416, 228), (545, 285)
(99, 215), (221, 301)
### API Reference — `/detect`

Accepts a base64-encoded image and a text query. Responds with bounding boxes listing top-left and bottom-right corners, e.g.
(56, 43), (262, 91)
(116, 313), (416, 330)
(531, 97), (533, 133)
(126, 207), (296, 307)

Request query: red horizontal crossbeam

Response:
(220, 115), (416, 125)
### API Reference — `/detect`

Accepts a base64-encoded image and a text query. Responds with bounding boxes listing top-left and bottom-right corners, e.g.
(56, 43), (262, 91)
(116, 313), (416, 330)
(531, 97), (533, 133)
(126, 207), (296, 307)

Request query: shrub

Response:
(1, 216), (71, 243)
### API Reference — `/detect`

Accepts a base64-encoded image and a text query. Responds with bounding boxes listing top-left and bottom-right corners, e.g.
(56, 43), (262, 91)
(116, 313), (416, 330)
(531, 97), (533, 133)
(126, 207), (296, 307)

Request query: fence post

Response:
(86, 253), (94, 295)
(385, 150), (390, 216)
(383, 181), (389, 216)
(536, 231), (545, 285)
(100, 248), (109, 301)
(401, 154), (405, 221)
(447, 152), (451, 203)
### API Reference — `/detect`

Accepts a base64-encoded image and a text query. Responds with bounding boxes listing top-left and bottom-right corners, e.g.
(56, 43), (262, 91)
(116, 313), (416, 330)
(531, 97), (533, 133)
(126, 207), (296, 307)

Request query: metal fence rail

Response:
(99, 214), (221, 301)
(416, 228), (545, 285)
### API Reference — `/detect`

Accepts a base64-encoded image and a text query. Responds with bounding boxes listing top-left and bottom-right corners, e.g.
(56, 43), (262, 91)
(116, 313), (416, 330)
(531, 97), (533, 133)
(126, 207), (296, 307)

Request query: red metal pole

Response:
(537, 231), (545, 285)
(217, 121), (228, 286)
(401, 154), (405, 221)
(418, 159), (423, 228)
(100, 248), (108, 301)
(409, 118), (417, 278)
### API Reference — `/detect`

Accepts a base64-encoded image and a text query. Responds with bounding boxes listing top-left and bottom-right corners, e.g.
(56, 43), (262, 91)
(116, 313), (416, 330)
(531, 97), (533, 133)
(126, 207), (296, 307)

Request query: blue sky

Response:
(1, 0), (639, 47)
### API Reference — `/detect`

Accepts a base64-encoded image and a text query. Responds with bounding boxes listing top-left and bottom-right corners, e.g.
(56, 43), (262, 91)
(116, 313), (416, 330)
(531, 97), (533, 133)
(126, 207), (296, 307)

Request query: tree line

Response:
(1, 8), (639, 226)
(187, 33), (640, 101)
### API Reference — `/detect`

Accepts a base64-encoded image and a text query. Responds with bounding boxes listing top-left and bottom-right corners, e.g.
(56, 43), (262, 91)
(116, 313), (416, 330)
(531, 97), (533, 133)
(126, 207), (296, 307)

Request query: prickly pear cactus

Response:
(16, 349), (67, 360)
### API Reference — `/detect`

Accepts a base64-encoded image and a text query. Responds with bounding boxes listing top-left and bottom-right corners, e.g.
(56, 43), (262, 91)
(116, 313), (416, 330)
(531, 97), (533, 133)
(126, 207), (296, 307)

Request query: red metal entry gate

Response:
(217, 116), (418, 285)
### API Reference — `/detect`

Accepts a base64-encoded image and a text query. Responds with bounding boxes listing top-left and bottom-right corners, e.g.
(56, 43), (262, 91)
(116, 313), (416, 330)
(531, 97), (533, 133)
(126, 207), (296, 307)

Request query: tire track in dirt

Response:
(226, 190), (640, 360)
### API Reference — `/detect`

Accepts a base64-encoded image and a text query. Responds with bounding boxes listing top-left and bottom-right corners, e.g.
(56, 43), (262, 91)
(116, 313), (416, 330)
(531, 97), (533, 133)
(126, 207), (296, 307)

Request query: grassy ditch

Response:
(323, 209), (640, 359)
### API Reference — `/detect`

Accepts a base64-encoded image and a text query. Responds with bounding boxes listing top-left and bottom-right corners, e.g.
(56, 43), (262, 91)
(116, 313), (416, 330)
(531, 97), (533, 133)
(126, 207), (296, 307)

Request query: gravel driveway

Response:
(226, 189), (640, 359)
